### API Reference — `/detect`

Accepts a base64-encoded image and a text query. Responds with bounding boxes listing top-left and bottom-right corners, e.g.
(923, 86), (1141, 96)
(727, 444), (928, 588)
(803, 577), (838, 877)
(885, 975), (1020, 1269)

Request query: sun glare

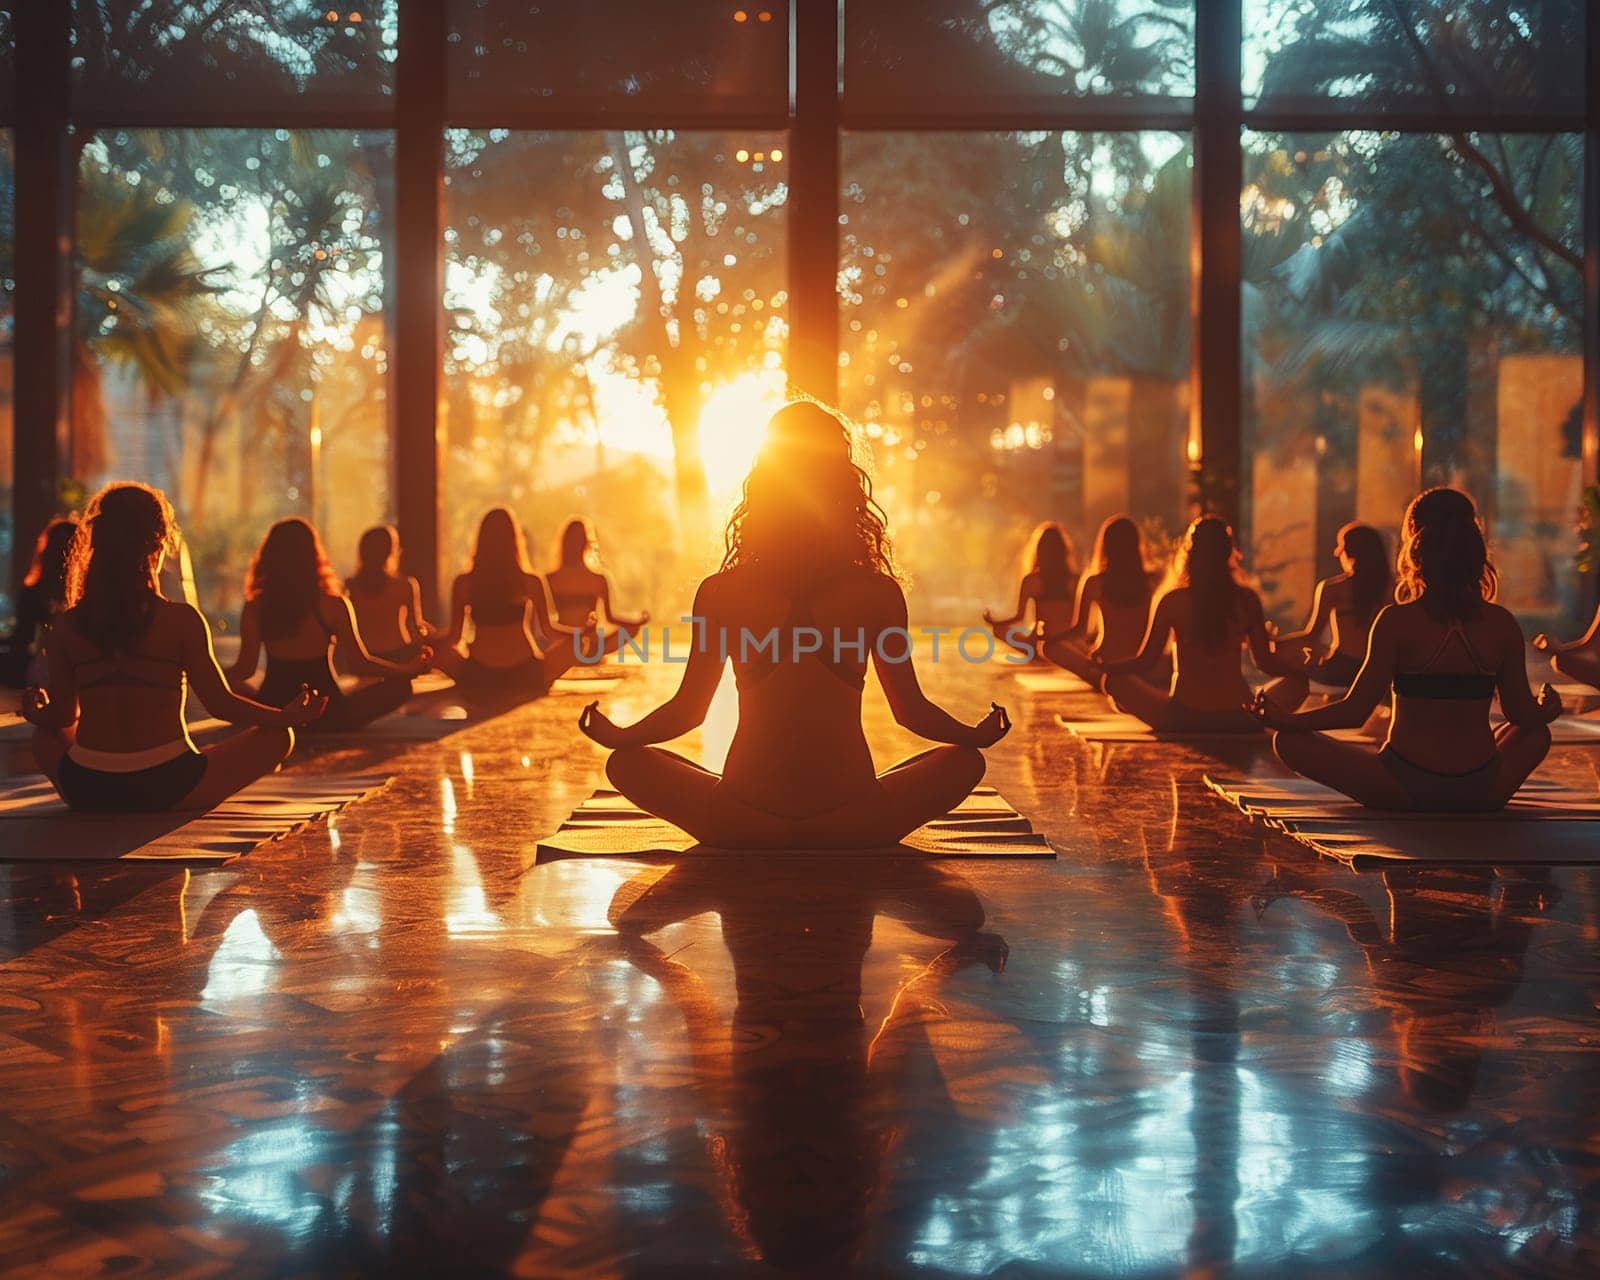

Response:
(697, 370), (788, 498)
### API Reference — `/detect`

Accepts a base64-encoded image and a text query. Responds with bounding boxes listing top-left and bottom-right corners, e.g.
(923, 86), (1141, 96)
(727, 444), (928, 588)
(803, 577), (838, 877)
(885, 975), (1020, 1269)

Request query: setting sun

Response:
(696, 369), (789, 499)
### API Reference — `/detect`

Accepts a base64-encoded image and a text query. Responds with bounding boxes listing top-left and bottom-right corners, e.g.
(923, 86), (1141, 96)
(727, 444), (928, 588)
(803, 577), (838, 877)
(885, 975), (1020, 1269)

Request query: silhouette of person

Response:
(1042, 514), (1156, 682)
(545, 517), (648, 660)
(229, 517), (428, 732)
(1253, 489), (1557, 810)
(3, 516), (78, 688)
(1259, 521), (1392, 707)
(344, 524), (434, 664)
(26, 484), (323, 812)
(434, 507), (613, 697)
(1096, 515), (1287, 733)
(984, 521), (1079, 657)
(579, 401), (1009, 848)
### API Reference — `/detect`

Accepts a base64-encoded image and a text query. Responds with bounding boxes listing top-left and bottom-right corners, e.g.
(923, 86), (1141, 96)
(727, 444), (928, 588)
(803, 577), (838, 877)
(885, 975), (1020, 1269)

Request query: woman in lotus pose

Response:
(1094, 515), (1279, 733)
(3, 516), (79, 688)
(1261, 521), (1391, 707)
(1252, 488), (1557, 810)
(578, 400), (1009, 849)
(984, 521), (1078, 658)
(229, 518), (427, 732)
(435, 507), (609, 696)
(545, 517), (649, 655)
(1043, 514), (1154, 682)
(345, 524), (432, 664)
(24, 484), (324, 812)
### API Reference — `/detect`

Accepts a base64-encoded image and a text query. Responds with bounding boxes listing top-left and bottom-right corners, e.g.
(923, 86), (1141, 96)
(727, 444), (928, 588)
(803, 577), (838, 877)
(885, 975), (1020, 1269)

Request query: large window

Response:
(72, 1), (398, 113)
(1242, 129), (1583, 622)
(1, 2), (1593, 632)
(1243, 1), (1584, 113)
(441, 129), (787, 598)
(840, 130), (1192, 610)
(72, 128), (394, 625)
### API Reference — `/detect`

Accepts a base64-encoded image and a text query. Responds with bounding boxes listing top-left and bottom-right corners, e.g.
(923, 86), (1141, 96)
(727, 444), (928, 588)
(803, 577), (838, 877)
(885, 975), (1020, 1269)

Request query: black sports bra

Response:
(471, 596), (529, 627)
(1392, 620), (1497, 701)
(737, 578), (867, 692)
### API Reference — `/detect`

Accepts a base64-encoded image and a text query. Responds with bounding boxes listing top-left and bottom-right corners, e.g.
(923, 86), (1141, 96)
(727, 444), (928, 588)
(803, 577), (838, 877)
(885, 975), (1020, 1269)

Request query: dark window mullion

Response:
(1194, 0), (1243, 524)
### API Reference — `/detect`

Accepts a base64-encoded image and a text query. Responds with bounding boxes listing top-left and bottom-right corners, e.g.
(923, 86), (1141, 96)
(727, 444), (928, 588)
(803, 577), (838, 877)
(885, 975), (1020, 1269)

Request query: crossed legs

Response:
(33, 723), (295, 812)
(604, 744), (986, 850)
(1271, 720), (1552, 811)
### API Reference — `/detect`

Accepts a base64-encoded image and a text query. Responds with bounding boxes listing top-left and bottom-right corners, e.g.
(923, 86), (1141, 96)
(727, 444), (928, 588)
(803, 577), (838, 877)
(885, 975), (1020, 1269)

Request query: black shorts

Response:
(57, 750), (209, 813)
(455, 657), (547, 696)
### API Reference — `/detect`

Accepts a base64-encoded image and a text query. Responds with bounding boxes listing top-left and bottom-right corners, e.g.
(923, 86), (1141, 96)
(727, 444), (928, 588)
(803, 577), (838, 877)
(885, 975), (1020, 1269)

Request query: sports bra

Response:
(551, 588), (597, 613)
(736, 577), (867, 692)
(1392, 620), (1497, 701)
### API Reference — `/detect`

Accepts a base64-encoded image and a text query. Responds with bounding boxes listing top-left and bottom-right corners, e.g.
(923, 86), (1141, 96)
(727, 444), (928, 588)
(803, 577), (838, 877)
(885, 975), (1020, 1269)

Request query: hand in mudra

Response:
(1246, 688), (1290, 730)
(1537, 682), (1563, 723)
(970, 703), (1011, 748)
(578, 700), (626, 749)
(281, 685), (329, 727)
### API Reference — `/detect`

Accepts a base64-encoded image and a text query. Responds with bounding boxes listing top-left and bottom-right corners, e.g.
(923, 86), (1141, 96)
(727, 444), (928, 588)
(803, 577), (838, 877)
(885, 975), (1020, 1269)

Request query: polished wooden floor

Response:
(3, 654), (1598, 1277)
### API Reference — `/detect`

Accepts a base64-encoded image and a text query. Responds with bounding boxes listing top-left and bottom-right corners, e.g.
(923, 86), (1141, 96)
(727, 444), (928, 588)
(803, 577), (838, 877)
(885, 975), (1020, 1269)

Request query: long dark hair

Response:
(22, 517), (80, 607)
(721, 401), (896, 582)
(1170, 515), (1247, 649)
(245, 518), (341, 642)
(468, 507), (534, 603)
(348, 524), (398, 596)
(1337, 521), (1391, 624)
(1395, 488), (1496, 621)
(64, 483), (175, 656)
(1024, 522), (1076, 602)
(1089, 515), (1150, 609)
(557, 518), (595, 572)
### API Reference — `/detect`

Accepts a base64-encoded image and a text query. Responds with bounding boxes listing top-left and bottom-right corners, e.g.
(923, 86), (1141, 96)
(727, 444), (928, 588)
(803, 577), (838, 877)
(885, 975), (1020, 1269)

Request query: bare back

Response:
(1385, 602), (1522, 772)
(1162, 585), (1262, 710)
(347, 575), (413, 653)
(55, 601), (195, 753)
(708, 565), (891, 818)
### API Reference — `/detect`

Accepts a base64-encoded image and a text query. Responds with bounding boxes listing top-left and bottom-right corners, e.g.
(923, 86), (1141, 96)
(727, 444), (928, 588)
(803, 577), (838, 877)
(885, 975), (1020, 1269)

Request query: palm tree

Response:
(73, 165), (219, 482)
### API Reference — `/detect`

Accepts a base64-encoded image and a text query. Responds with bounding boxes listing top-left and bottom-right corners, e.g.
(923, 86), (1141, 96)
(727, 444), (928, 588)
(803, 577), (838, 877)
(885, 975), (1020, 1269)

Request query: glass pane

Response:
(72, 128), (394, 629)
(0, 7), (13, 123)
(0, 130), (12, 633)
(845, 1), (1195, 114)
(447, 3), (789, 116)
(840, 131), (1193, 613)
(1244, 1), (1585, 113)
(1242, 130), (1584, 627)
(442, 129), (788, 604)
(72, 2), (398, 114)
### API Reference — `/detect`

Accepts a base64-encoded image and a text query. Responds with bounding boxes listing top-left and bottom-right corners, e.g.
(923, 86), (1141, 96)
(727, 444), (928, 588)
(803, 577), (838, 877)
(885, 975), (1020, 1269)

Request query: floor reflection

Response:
(605, 856), (1007, 1271)
(3, 660), (1600, 1275)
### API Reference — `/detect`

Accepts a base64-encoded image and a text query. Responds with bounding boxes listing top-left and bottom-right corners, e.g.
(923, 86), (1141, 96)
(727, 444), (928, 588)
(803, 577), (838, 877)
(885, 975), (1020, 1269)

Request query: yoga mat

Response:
(1012, 669), (1092, 694)
(536, 786), (1055, 862)
(1546, 713), (1600, 744)
(1262, 819), (1600, 869)
(0, 772), (389, 862)
(1204, 773), (1600, 823)
(1055, 711), (1262, 743)
(548, 675), (624, 695)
